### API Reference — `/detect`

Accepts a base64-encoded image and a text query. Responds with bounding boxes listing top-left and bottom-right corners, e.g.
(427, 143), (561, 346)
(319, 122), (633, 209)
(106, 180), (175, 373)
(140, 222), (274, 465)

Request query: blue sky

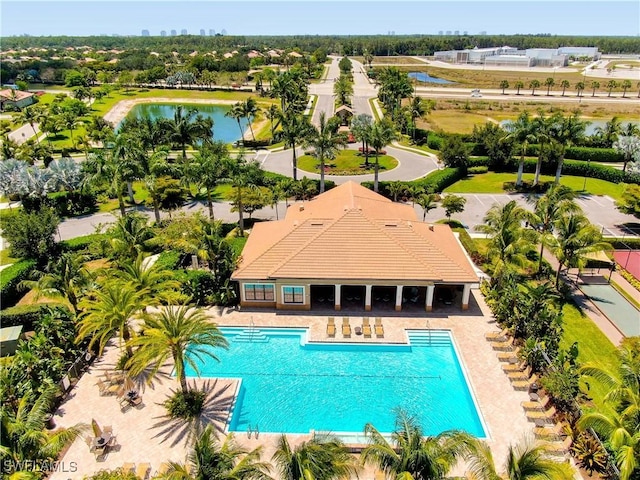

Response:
(1, 1), (639, 37)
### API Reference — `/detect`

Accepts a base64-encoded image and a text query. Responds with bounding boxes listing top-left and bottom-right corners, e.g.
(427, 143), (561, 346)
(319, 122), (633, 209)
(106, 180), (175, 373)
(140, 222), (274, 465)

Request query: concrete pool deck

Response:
(50, 290), (547, 479)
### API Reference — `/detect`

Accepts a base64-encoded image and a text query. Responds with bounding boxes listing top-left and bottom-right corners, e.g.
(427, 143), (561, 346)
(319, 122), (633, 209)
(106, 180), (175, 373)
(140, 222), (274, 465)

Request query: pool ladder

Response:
(247, 424), (260, 439)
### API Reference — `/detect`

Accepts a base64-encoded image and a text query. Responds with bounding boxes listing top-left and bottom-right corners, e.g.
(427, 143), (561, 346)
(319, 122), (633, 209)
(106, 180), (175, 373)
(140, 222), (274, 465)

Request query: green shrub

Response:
(468, 157), (492, 167)
(0, 303), (65, 330)
(154, 250), (183, 271)
(181, 270), (216, 305)
(60, 233), (106, 252)
(517, 158), (640, 184)
(164, 389), (206, 419)
(523, 144), (624, 163)
(503, 180), (554, 193)
(0, 259), (37, 308)
(363, 168), (465, 199)
(427, 134), (443, 150)
(606, 237), (640, 250)
(468, 166), (489, 174)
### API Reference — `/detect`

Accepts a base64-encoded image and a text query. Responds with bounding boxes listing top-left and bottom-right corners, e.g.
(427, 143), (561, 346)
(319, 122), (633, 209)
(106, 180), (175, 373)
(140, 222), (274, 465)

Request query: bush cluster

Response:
(0, 259), (38, 308)
(164, 389), (206, 419)
(363, 168), (465, 198)
(0, 303), (63, 330)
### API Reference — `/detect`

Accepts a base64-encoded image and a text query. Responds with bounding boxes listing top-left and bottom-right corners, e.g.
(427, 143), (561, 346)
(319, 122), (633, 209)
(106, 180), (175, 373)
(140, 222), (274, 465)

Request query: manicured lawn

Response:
(0, 249), (18, 266)
(425, 111), (496, 134)
(397, 138), (439, 155)
(298, 150), (398, 175)
(560, 302), (619, 414)
(445, 172), (625, 201)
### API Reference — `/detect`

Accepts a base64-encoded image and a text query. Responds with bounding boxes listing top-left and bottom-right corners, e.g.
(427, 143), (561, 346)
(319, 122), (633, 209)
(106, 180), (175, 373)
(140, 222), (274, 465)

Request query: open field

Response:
(353, 56), (426, 65)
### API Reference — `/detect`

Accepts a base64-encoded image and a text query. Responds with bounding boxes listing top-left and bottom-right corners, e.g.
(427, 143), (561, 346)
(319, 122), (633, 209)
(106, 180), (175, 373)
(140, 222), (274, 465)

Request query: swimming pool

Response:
(185, 327), (486, 438)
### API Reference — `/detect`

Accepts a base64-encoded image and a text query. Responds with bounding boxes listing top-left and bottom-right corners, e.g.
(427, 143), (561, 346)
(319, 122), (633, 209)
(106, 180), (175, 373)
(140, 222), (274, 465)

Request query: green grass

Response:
(0, 249), (18, 266)
(611, 280), (640, 309)
(445, 172), (625, 200)
(397, 138), (439, 155)
(298, 150), (398, 175)
(560, 302), (619, 413)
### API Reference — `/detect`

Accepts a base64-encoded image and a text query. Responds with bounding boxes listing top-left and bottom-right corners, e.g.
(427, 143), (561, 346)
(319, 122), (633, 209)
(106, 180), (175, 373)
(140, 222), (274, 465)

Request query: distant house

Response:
(334, 105), (354, 126)
(0, 89), (36, 110)
(232, 182), (479, 312)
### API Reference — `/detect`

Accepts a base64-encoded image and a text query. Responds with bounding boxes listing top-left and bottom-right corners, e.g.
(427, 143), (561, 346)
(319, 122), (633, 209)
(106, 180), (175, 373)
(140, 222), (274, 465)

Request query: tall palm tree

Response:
(544, 77), (555, 96)
(466, 439), (575, 480)
(369, 118), (398, 193)
(529, 80), (541, 96)
(549, 213), (611, 287)
(505, 111), (536, 187)
(362, 411), (476, 480)
(526, 185), (580, 274)
(560, 80), (570, 96)
(333, 75), (354, 106)
(591, 81), (600, 97)
(416, 193), (438, 221)
(303, 112), (346, 193)
(351, 113), (373, 166)
(227, 102), (247, 145)
(280, 110), (311, 181)
(140, 147), (173, 223)
(171, 105), (212, 160)
(224, 154), (263, 236)
(77, 282), (142, 357)
(531, 113), (553, 186)
(267, 104), (280, 139)
(550, 112), (587, 184)
(19, 252), (93, 315)
(476, 201), (536, 275)
(0, 388), (87, 475)
(126, 305), (228, 393)
(16, 105), (41, 145)
(408, 97), (431, 140)
(575, 81), (585, 98)
(514, 81), (524, 95)
(272, 434), (358, 480)
(242, 97), (260, 141)
(190, 141), (230, 219)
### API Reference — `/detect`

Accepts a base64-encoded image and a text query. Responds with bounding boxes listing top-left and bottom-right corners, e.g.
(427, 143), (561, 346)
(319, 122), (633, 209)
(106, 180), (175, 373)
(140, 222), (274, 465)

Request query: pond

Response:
(500, 118), (640, 136)
(124, 103), (249, 144)
(408, 72), (454, 84)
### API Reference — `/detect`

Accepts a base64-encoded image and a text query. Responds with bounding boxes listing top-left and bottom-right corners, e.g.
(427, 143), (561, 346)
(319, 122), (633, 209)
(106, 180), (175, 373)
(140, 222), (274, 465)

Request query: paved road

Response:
(9, 123), (42, 145)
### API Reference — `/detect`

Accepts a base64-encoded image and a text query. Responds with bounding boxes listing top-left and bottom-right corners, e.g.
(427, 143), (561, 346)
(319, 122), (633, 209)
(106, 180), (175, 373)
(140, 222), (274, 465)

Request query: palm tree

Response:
(280, 110), (311, 181)
(242, 97), (260, 141)
(529, 80), (541, 96)
(351, 113), (373, 166)
(363, 49), (374, 69)
(112, 252), (183, 309)
(77, 282), (142, 357)
(466, 438), (575, 480)
(163, 425), (272, 480)
(386, 180), (406, 202)
(544, 77), (555, 96)
(190, 141), (230, 219)
(594, 116), (622, 148)
(362, 411), (476, 480)
(16, 105), (41, 145)
(267, 104), (280, 139)
(476, 201), (536, 275)
(127, 305), (228, 393)
(613, 135), (640, 173)
(171, 105), (212, 160)
(227, 102), (246, 145)
(526, 185), (580, 274)
(19, 252), (93, 315)
(303, 112), (346, 193)
(416, 193), (438, 221)
(559, 80), (570, 96)
(606, 80), (618, 97)
(531, 113), (553, 187)
(499, 80), (509, 95)
(369, 118), (398, 193)
(224, 154), (263, 236)
(408, 96), (431, 140)
(333, 75), (354, 106)
(575, 81), (585, 98)
(61, 111), (79, 149)
(591, 81), (600, 97)
(514, 81), (524, 95)
(578, 339), (640, 480)
(272, 434), (358, 480)
(0, 388), (87, 475)
(140, 147), (173, 223)
(103, 212), (154, 261)
(549, 213), (611, 287)
(505, 111), (536, 187)
(621, 79), (632, 98)
(550, 112), (587, 183)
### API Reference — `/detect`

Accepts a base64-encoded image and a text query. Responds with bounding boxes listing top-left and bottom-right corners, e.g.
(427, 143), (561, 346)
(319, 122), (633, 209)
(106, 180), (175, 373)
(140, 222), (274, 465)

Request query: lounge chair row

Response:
(326, 317), (384, 338)
(121, 462), (151, 479)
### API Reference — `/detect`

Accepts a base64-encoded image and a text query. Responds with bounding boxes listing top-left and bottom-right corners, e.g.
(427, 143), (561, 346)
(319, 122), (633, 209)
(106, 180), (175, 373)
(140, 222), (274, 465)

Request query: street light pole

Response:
(582, 159), (590, 191)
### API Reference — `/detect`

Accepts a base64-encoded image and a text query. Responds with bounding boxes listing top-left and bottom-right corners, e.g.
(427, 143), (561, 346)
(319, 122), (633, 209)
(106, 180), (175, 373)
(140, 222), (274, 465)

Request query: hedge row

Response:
(22, 191), (97, 217)
(518, 145), (624, 163)
(60, 233), (107, 252)
(154, 250), (184, 271)
(0, 259), (38, 309)
(605, 237), (640, 250)
(361, 168), (465, 197)
(0, 303), (67, 330)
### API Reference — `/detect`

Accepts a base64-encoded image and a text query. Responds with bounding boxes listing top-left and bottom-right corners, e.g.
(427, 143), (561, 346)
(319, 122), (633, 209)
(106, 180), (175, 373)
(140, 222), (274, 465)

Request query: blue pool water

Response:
(186, 328), (486, 437)
(408, 72), (454, 84)
(125, 103), (248, 144)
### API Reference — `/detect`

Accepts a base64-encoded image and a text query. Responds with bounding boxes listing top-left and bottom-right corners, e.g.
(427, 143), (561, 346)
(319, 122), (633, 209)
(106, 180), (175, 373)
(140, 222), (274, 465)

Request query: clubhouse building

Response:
(232, 182), (479, 312)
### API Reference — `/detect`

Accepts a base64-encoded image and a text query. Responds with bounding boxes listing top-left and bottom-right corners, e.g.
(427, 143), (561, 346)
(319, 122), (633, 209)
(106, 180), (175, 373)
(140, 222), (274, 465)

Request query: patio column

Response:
(395, 285), (403, 311)
(334, 284), (341, 311)
(426, 285), (435, 312)
(365, 285), (372, 311)
(462, 284), (471, 310)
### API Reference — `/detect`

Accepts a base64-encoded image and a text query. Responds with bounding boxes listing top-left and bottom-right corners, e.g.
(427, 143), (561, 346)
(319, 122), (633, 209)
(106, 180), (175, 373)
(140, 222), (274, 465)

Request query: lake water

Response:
(125, 103), (249, 144)
(408, 72), (454, 84)
(500, 119), (640, 137)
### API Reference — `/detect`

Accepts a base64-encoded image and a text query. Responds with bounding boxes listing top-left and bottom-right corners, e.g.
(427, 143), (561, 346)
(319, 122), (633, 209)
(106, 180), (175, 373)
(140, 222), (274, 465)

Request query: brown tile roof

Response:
(232, 182), (478, 283)
(0, 89), (35, 101)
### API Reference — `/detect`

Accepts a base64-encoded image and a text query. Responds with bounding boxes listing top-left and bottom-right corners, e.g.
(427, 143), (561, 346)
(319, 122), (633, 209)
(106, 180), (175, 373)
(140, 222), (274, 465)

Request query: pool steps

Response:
(406, 330), (451, 346)
(233, 328), (270, 343)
